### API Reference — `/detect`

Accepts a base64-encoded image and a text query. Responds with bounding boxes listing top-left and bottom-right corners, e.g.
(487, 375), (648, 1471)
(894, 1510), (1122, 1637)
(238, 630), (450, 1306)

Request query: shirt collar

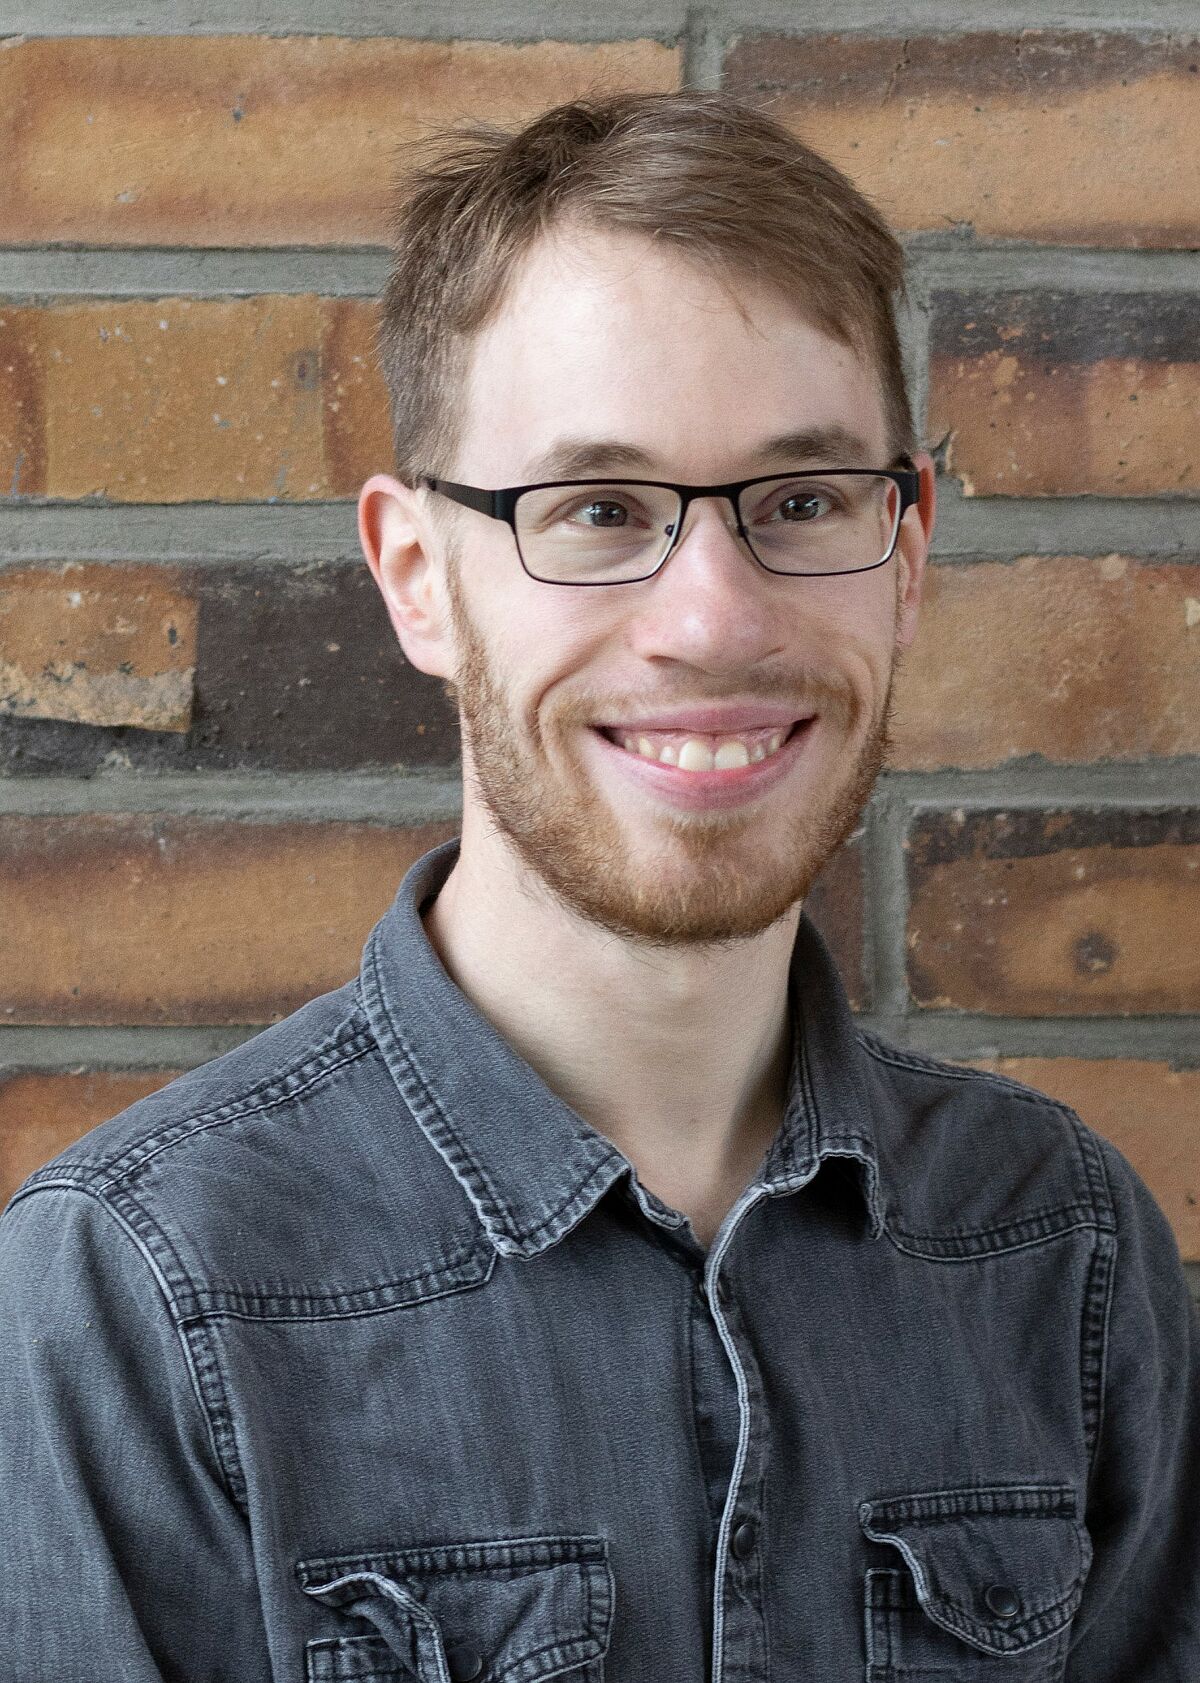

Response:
(359, 837), (885, 1259)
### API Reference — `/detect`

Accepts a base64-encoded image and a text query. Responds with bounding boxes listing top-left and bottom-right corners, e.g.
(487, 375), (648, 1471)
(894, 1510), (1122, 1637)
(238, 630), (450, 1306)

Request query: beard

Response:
(443, 550), (899, 949)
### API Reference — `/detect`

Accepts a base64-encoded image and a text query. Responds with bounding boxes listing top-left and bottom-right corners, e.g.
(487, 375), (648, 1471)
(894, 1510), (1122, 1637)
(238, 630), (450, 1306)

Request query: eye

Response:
(573, 498), (630, 529)
(774, 489), (834, 522)
(546, 489), (657, 532)
(746, 479), (851, 528)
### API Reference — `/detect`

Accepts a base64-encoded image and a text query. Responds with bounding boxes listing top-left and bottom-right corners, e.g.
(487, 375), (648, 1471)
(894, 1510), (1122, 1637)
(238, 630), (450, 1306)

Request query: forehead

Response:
(455, 224), (891, 484)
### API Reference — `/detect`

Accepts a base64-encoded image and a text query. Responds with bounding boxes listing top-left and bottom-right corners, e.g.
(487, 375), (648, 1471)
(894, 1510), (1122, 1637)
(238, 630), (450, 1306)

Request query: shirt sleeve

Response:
(1066, 1137), (1200, 1678)
(0, 1182), (273, 1683)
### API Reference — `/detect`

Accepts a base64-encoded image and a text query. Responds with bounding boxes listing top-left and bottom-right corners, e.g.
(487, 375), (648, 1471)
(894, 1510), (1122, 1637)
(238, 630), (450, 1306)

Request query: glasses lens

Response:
(738, 474), (902, 574)
(514, 483), (681, 583)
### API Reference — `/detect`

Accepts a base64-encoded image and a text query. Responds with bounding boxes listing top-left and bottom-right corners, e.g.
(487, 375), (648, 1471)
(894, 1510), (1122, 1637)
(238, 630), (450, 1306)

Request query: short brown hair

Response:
(378, 89), (913, 484)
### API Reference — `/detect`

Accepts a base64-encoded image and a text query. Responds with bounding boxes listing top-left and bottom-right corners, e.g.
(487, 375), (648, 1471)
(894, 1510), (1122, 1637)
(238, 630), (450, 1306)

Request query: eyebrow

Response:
(521, 425), (879, 482)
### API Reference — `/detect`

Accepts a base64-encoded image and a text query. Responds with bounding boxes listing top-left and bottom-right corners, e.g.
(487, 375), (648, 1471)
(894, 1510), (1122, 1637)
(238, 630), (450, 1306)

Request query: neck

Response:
(422, 818), (802, 1245)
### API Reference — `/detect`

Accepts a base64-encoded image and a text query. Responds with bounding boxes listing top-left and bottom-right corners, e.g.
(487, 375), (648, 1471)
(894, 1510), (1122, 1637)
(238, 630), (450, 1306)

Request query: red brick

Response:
(321, 299), (394, 495)
(965, 1056), (1200, 1260)
(0, 36), (681, 247)
(906, 809), (1200, 1015)
(928, 291), (1199, 496)
(892, 557), (1200, 769)
(0, 1070), (180, 1208)
(0, 563), (196, 731)
(724, 32), (1200, 246)
(0, 308), (45, 496)
(0, 815), (457, 1025)
(0, 296), (392, 503)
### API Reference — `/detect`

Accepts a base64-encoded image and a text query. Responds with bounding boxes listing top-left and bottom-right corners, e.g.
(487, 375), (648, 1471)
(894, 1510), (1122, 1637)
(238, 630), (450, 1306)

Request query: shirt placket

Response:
(703, 1182), (775, 1683)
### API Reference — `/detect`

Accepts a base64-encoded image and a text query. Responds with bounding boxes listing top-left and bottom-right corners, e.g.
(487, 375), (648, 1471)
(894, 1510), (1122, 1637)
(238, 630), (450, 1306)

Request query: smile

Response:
(602, 723), (799, 772)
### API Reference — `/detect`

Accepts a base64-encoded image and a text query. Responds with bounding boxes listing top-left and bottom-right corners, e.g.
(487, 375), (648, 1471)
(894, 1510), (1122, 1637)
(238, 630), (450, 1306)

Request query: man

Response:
(2, 90), (1197, 1681)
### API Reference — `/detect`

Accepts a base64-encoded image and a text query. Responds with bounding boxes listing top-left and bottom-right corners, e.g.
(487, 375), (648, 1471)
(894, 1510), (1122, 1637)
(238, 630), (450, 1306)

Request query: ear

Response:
(893, 448), (936, 653)
(358, 473), (455, 679)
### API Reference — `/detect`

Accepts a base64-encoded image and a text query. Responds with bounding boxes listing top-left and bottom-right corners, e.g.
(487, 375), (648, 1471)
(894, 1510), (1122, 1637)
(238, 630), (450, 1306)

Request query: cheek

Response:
(803, 583), (899, 673)
(475, 588), (614, 724)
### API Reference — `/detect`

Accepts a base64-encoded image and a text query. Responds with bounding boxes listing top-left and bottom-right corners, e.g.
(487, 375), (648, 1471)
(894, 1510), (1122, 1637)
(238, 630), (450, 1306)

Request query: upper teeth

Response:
(616, 729), (787, 771)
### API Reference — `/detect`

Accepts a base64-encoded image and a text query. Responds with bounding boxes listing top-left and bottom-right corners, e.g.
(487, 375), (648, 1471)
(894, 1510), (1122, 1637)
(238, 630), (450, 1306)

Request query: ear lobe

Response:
(893, 449), (935, 652)
(358, 473), (455, 680)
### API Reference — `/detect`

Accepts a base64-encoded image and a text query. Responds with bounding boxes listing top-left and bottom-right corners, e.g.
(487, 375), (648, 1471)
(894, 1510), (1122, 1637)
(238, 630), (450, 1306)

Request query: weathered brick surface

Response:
(321, 299), (396, 495)
(964, 1056), (1200, 1260)
(0, 815), (457, 1025)
(724, 32), (1200, 246)
(0, 563), (196, 732)
(928, 291), (1200, 497)
(907, 809), (1200, 1015)
(805, 832), (866, 1011)
(0, 310), (44, 497)
(891, 557), (1200, 770)
(0, 297), (394, 503)
(0, 1070), (179, 1209)
(0, 561), (459, 775)
(0, 36), (680, 247)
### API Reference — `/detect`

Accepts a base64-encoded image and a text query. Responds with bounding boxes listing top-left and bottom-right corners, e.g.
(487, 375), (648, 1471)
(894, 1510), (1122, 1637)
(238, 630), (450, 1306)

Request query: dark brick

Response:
(0, 561), (461, 774)
(930, 291), (1200, 366)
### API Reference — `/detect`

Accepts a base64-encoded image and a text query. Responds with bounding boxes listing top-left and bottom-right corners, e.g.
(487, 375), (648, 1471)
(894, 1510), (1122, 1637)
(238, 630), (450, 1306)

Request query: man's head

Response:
(376, 91), (917, 482)
(361, 90), (934, 948)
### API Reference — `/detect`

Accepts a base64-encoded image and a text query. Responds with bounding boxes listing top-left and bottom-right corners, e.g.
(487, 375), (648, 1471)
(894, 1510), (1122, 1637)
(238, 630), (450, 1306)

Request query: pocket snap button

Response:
(731, 1519), (757, 1558)
(984, 1584), (1021, 1620)
(445, 1643), (484, 1681)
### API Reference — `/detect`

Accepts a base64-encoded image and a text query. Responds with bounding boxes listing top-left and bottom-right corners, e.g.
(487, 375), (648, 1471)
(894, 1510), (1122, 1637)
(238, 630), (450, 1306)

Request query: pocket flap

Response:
(858, 1483), (1091, 1657)
(297, 1533), (613, 1683)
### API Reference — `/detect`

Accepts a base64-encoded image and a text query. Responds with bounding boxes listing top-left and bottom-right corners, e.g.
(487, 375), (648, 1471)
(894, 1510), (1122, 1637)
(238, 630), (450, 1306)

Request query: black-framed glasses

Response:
(417, 462), (919, 586)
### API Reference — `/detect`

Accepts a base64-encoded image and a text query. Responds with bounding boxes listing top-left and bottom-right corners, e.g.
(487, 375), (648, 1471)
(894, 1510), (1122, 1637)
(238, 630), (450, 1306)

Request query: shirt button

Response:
(983, 1584), (1021, 1620)
(731, 1519), (757, 1558)
(445, 1644), (484, 1680)
(716, 1277), (732, 1305)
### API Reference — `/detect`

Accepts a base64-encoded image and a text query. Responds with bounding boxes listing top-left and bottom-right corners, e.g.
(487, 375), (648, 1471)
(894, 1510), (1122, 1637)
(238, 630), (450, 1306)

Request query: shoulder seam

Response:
(21, 1006), (376, 1198)
(856, 1027), (1116, 1233)
(855, 1029), (1083, 1119)
(4, 1182), (249, 1510)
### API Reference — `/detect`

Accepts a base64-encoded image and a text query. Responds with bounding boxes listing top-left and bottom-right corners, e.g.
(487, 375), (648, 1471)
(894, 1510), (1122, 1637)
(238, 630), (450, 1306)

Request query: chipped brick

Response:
(0, 563), (196, 731)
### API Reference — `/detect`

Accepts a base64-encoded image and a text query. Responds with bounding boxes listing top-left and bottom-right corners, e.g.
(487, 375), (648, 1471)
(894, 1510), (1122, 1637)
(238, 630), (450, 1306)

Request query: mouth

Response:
(594, 717), (813, 773)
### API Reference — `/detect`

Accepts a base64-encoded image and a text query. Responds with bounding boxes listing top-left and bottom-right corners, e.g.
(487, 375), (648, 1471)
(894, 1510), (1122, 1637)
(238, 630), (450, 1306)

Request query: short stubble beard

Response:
(442, 544), (900, 949)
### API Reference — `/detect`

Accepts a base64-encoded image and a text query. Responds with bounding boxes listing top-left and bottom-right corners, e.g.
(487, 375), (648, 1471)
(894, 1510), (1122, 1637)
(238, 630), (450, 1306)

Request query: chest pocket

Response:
(296, 1533), (612, 1683)
(858, 1483), (1091, 1682)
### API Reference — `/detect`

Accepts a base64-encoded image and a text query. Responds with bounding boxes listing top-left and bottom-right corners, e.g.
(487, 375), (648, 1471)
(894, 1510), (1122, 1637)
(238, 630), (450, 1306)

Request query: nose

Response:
(626, 494), (787, 671)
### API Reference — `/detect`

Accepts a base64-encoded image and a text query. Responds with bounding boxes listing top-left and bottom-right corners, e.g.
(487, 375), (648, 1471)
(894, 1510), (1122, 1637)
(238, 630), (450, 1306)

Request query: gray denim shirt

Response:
(2, 835), (1198, 1681)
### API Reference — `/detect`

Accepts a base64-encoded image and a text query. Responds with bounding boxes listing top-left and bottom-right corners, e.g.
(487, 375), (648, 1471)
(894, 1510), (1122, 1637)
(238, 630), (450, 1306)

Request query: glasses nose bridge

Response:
(661, 484), (750, 573)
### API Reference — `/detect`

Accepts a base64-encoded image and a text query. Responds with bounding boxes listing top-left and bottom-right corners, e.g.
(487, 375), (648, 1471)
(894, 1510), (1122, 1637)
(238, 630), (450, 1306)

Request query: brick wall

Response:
(1, 4), (1196, 1296)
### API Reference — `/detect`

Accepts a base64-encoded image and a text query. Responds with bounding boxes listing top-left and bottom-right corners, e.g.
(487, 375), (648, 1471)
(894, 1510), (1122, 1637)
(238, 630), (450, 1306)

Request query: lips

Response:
(588, 715), (817, 810)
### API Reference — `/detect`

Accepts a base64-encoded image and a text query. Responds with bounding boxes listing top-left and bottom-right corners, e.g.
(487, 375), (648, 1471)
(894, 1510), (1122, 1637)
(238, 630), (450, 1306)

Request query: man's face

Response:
(415, 226), (927, 946)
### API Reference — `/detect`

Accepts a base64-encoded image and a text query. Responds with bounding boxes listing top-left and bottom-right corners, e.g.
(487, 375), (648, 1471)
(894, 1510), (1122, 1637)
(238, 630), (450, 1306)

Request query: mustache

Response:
(550, 670), (858, 725)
